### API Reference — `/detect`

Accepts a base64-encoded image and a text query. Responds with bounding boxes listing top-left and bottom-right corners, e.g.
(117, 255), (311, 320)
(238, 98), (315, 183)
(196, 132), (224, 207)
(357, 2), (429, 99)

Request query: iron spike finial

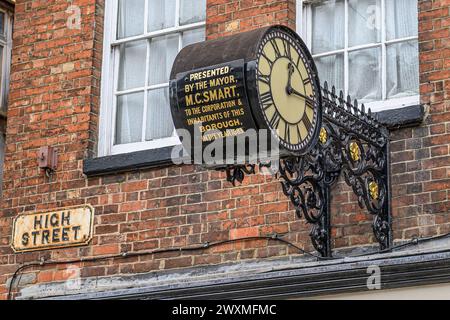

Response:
(346, 94), (352, 112)
(323, 81), (329, 99)
(353, 99), (359, 115)
(339, 90), (345, 107)
(368, 108), (373, 125)
(374, 112), (380, 128)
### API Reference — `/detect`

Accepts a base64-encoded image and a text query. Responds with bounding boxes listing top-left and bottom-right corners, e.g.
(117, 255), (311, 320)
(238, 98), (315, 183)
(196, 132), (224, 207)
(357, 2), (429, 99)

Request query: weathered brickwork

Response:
(388, 0), (450, 239)
(206, 0), (296, 39)
(0, 0), (448, 299)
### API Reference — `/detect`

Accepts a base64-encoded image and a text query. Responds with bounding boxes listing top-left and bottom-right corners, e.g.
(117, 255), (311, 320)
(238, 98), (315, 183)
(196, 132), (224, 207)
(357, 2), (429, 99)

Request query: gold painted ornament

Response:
(319, 128), (327, 144)
(349, 142), (361, 161)
(369, 181), (379, 200)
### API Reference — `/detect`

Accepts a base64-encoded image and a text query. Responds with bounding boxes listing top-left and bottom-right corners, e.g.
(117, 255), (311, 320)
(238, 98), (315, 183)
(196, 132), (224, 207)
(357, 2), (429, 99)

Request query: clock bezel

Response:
(246, 25), (322, 157)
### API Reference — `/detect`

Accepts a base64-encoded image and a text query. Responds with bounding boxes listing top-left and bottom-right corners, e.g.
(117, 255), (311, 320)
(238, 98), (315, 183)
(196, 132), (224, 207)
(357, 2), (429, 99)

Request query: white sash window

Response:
(299, 0), (419, 111)
(100, 0), (206, 156)
(0, 8), (13, 195)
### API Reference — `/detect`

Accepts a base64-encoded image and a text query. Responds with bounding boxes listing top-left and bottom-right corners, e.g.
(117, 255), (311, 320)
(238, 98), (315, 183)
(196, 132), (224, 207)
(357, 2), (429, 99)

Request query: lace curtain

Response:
(310, 0), (418, 104)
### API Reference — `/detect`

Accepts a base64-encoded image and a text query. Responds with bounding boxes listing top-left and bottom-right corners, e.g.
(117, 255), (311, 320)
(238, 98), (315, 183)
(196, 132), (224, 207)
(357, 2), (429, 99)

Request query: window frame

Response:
(297, 0), (420, 112)
(99, 0), (205, 157)
(0, 7), (13, 196)
(0, 8), (13, 115)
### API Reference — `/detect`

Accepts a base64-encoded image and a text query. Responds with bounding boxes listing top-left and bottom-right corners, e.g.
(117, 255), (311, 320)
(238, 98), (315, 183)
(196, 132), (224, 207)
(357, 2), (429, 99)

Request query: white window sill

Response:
(364, 95), (420, 112)
(110, 136), (180, 156)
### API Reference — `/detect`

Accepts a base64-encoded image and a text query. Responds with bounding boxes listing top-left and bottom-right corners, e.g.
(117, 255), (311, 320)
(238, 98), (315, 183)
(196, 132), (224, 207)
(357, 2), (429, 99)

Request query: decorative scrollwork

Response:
(278, 155), (326, 224)
(224, 164), (256, 186)
(373, 214), (391, 250)
(310, 220), (329, 257)
(322, 122), (387, 216)
(221, 82), (392, 257)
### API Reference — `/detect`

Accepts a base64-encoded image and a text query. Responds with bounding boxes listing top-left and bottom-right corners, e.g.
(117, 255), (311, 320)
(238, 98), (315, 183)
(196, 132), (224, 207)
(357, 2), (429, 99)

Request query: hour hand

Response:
(286, 62), (295, 94)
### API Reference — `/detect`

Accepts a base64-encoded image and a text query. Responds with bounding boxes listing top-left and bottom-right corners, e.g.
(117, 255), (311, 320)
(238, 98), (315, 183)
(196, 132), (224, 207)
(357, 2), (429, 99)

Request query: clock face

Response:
(256, 28), (321, 153)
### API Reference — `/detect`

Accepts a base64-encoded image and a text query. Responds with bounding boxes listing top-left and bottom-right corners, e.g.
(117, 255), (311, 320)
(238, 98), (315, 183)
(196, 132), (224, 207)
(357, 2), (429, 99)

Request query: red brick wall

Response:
(0, 0), (105, 298)
(387, 0), (450, 238)
(0, 0), (449, 300)
(206, 0), (296, 39)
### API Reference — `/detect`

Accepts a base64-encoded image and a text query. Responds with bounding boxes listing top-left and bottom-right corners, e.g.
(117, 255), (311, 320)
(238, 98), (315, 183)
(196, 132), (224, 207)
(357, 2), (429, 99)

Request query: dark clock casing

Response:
(170, 25), (322, 164)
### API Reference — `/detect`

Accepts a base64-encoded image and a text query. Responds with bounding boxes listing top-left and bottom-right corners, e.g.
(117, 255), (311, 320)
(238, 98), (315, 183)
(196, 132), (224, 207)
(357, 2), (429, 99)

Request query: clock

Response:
(170, 25), (322, 165)
(248, 26), (322, 156)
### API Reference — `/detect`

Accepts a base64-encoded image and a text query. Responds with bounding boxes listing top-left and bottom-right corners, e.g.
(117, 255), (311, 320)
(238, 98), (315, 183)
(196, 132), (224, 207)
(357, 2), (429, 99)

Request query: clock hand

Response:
(286, 62), (314, 105)
(290, 87), (314, 105)
(286, 62), (295, 95)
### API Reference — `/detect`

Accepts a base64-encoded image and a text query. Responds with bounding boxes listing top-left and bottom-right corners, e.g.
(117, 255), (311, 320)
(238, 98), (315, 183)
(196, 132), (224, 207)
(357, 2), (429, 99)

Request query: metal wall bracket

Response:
(223, 82), (392, 257)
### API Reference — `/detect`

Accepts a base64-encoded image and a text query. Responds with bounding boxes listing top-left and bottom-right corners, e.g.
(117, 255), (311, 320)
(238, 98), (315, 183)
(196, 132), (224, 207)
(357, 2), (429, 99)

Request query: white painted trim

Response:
(111, 22), (205, 46)
(296, 0), (303, 36)
(0, 9), (12, 113)
(366, 95), (420, 112)
(385, 36), (418, 45)
(98, 0), (117, 157)
(141, 34), (151, 143)
(116, 83), (169, 96)
(344, 0), (349, 96)
(111, 136), (180, 155)
(381, 0), (387, 100)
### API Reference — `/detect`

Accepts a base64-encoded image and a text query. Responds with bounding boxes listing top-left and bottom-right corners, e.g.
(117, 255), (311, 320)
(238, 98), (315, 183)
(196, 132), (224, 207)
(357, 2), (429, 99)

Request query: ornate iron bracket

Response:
(223, 82), (392, 257)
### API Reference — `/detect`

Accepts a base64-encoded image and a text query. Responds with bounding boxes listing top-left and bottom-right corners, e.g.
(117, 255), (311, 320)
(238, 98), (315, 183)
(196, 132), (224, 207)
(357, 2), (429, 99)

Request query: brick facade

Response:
(0, 0), (448, 299)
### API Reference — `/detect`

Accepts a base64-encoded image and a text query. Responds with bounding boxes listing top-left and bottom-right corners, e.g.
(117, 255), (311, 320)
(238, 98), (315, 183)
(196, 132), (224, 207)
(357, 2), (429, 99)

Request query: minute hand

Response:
(289, 87), (314, 105)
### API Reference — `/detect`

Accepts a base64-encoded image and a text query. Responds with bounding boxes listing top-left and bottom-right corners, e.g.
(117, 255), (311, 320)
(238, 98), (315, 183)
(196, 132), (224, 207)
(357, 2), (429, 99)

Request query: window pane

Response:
(182, 28), (205, 48)
(315, 54), (344, 93)
(0, 12), (5, 35)
(148, 0), (176, 32)
(386, 0), (418, 41)
(348, 0), (381, 47)
(116, 92), (144, 145)
(387, 40), (419, 99)
(0, 133), (4, 195)
(146, 88), (174, 140)
(349, 47), (381, 103)
(311, 0), (345, 54)
(117, 0), (145, 39)
(118, 40), (147, 91)
(0, 46), (3, 112)
(180, 0), (206, 25)
(149, 34), (179, 85)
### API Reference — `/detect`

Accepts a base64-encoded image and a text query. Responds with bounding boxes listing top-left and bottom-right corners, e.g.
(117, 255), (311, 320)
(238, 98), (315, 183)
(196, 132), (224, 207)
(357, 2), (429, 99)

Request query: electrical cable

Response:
(7, 235), (318, 300)
(7, 231), (450, 300)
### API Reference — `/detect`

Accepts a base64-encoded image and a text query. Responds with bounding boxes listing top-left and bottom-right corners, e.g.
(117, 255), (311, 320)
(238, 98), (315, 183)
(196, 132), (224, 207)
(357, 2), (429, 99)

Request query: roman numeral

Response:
(302, 114), (312, 132)
(269, 112), (281, 129)
(283, 40), (291, 60)
(296, 55), (301, 68)
(260, 92), (273, 108)
(305, 98), (314, 110)
(261, 51), (274, 67)
(270, 39), (282, 58)
(258, 70), (271, 85)
(296, 124), (303, 141)
(284, 124), (291, 142)
(303, 78), (311, 85)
